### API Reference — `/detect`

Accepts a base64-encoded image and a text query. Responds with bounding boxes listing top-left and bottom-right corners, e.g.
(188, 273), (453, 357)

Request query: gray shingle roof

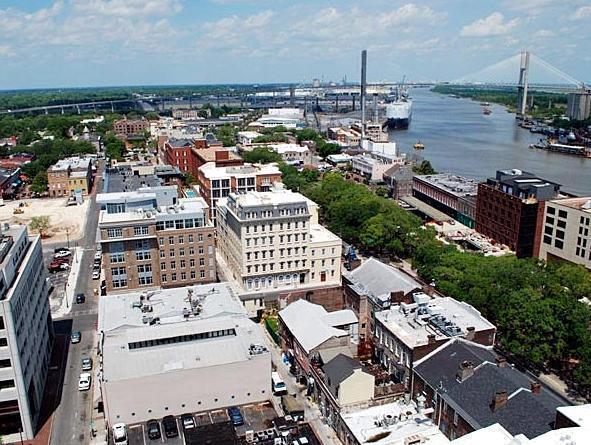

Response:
(345, 257), (422, 299)
(323, 354), (360, 398)
(414, 339), (570, 439)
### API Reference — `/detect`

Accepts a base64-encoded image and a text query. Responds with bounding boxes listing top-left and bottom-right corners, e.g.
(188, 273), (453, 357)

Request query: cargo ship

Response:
(385, 94), (412, 129)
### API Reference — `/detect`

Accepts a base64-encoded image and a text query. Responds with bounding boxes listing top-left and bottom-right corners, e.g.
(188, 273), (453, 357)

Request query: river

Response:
(389, 88), (591, 196)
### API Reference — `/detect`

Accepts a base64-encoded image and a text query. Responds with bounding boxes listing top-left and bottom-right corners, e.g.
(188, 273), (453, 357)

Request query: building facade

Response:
(413, 174), (479, 228)
(268, 144), (312, 165)
(197, 162), (282, 220)
(537, 197), (591, 270)
(97, 188), (216, 293)
(475, 169), (561, 258)
(216, 187), (342, 312)
(382, 164), (414, 199)
(47, 156), (93, 197)
(98, 283), (271, 426)
(351, 152), (404, 182)
(0, 226), (53, 440)
(566, 90), (591, 121)
(113, 117), (149, 136)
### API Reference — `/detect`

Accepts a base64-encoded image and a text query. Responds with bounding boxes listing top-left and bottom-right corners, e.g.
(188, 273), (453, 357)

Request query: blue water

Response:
(389, 88), (591, 196)
(185, 189), (196, 198)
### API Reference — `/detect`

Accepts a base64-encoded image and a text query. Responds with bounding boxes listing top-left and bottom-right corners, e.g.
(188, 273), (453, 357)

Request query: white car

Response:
(54, 251), (71, 259)
(112, 423), (128, 445)
(94, 251), (102, 261)
(78, 372), (91, 391)
(92, 270), (100, 280)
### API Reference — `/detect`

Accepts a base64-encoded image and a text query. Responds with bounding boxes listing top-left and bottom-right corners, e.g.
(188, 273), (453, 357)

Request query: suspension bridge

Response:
(453, 51), (588, 116)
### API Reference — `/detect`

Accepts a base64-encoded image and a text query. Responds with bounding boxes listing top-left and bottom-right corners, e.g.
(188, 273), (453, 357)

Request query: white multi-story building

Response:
(98, 282), (270, 426)
(538, 197), (591, 271)
(351, 151), (404, 182)
(216, 186), (342, 313)
(268, 143), (312, 165)
(236, 131), (263, 147)
(0, 225), (52, 441)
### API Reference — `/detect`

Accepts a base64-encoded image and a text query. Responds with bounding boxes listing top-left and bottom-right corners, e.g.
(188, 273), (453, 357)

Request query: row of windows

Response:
(161, 270), (208, 283)
(244, 233), (307, 247)
(158, 234), (207, 245)
(160, 258), (211, 270)
(245, 221), (307, 234)
(155, 218), (205, 231)
(128, 328), (236, 350)
(159, 246), (213, 258)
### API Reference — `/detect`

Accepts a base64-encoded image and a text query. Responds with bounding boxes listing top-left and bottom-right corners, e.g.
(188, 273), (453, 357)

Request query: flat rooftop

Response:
(269, 144), (309, 154)
(105, 167), (162, 193)
(309, 223), (341, 244)
(50, 156), (91, 172)
(199, 162), (280, 179)
(99, 283), (269, 381)
(375, 293), (495, 349)
(549, 197), (591, 214)
(415, 173), (478, 197)
(341, 399), (448, 445)
(230, 188), (307, 208)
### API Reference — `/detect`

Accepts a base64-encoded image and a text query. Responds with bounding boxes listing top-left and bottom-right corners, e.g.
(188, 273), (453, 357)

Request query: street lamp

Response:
(66, 228), (70, 249)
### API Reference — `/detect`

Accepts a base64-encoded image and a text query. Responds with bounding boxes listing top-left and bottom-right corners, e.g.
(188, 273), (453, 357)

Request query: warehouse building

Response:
(98, 282), (271, 426)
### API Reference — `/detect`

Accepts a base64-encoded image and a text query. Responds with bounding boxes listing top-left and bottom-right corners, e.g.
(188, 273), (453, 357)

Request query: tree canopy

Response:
(243, 147), (283, 164)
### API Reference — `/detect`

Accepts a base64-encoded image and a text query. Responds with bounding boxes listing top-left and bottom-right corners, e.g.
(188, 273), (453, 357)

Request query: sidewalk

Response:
(263, 326), (343, 445)
(52, 246), (84, 319)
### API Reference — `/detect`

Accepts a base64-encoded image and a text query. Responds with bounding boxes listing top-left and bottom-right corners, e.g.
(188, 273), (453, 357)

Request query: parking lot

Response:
(43, 247), (72, 313)
(122, 402), (278, 445)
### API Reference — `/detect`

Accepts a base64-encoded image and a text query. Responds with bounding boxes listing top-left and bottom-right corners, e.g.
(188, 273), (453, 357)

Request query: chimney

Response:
(530, 382), (541, 394)
(427, 334), (436, 345)
(465, 326), (475, 341)
(457, 361), (474, 382)
(491, 391), (508, 412)
(495, 357), (508, 368)
(215, 150), (229, 162)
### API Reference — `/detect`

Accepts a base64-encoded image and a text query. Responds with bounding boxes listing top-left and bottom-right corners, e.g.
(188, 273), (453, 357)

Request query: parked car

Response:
(54, 251), (72, 259)
(92, 270), (100, 280)
(94, 251), (102, 261)
(112, 423), (128, 445)
(76, 293), (86, 304)
(78, 372), (91, 391)
(162, 415), (179, 438)
(71, 331), (81, 344)
(54, 247), (70, 254)
(181, 413), (195, 431)
(81, 357), (93, 371)
(146, 420), (161, 440)
(227, 406), (244, 426)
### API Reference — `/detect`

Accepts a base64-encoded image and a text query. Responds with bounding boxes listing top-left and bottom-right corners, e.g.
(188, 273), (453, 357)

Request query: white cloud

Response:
(71, 0), (183, 17)
(0, 44), (14, 57)
(533, 29), (555, 38)
(573, 6), (591, 20)
(460, 13), (519, 37)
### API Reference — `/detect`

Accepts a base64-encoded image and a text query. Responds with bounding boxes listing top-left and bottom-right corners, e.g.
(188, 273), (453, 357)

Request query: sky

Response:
(0, 0), (590, 89)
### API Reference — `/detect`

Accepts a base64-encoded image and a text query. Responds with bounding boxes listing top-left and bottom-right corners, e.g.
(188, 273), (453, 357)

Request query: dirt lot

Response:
(0, 198), (89, 243)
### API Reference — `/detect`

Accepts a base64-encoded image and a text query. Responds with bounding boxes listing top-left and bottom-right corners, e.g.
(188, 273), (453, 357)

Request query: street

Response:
(49, 163), (103, 445)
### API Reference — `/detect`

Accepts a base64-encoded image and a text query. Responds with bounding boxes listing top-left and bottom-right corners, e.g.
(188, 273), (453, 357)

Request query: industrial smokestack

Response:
(360, 49), (367, 140)
(373, 93), (378, 124)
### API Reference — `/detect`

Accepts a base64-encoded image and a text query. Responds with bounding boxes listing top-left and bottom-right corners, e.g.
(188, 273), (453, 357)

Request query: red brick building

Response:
(162, 139), (243, 176)
(475, 169), (560, 258)
(113, 117), (149, 136)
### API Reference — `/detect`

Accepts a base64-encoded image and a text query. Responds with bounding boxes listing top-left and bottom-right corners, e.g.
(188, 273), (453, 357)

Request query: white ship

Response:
(386, 100), (412, 129)
(385, 86), (412, 129)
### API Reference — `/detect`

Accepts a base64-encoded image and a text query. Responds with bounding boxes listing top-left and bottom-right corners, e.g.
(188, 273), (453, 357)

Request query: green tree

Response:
(412, 160), (437, 175)
(30, 172), (48, 194)
(243, 147), (282, 164)
(30, 216), (51, 238)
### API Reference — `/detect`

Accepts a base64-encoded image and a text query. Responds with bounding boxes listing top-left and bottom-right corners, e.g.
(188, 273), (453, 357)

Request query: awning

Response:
(400, 196), (454, 223)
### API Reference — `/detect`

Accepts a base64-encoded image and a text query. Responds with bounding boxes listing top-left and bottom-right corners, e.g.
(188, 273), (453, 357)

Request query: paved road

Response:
(50, 163), (103, 445)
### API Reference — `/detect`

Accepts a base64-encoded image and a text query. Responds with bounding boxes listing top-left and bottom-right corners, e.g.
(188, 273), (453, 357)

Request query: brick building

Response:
(47, 156), (93, 197)
(162, 138), (242, 176)
(413, 174), (479, 228)
(113, 117), (149, 136)
(475, 169), (560, 258)
(197, 162), (282, 220)
(97, 170), (216, 293)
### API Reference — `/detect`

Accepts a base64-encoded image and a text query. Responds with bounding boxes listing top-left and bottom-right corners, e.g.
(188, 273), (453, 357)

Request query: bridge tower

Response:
(516, 51), (530, 117)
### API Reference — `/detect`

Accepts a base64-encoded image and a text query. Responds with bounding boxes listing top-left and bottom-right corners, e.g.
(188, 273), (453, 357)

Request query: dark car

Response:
(162, 415), (178, 438)
(181, 413), (195, 431)
(71, 331), (81, 344)
(146, 419), (161, 440)
(227, 406), (244, 426)
(76, 293), (86, 304)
